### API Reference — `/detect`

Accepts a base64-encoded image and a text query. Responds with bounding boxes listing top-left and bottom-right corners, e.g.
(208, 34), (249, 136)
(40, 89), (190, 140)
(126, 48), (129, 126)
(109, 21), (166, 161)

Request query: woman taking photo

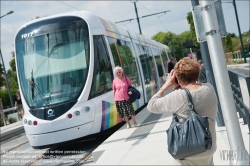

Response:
(147, 57), (218, 165)
(112, 66), (137, 129)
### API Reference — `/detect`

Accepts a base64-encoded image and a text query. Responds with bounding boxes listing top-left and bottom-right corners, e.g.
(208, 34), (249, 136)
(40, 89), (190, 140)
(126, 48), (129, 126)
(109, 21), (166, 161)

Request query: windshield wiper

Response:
(30, 70), (50, 107)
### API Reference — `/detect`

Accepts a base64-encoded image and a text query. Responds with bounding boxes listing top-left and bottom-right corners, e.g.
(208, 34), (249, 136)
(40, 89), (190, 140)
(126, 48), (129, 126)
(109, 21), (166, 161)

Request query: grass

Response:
(226, 60), (245, 65)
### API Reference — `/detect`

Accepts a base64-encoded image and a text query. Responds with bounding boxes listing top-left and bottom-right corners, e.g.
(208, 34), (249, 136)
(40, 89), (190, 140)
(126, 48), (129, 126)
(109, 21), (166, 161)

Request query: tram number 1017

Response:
(21, 32), (34, 39)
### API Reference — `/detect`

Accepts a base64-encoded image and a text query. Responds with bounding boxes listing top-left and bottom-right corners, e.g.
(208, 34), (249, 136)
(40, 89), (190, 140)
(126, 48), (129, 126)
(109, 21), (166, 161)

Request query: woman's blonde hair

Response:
(113, 66), (123, 74)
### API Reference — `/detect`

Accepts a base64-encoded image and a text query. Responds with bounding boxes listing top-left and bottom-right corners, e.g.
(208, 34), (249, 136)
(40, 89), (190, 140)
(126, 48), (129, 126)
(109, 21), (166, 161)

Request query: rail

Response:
(228, 69), (250, 133)
(0, 103), (19, 126)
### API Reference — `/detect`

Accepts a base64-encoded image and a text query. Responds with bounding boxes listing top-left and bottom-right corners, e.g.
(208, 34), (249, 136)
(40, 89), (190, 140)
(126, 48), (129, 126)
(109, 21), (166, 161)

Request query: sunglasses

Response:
(116, 71), (121, 74)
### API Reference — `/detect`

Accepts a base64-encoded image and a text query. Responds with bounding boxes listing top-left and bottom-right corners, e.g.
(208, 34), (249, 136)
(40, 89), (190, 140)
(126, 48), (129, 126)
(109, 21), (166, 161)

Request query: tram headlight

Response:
(24, 119), (28, 124)
(28, 120), (32, 125)
(85, 107), (90, 112)
(75, 111), (80, 116)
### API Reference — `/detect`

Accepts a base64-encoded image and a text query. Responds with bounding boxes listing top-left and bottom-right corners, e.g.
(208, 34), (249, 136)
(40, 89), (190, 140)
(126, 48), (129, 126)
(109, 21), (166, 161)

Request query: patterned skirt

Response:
(115, 100), (135, 118)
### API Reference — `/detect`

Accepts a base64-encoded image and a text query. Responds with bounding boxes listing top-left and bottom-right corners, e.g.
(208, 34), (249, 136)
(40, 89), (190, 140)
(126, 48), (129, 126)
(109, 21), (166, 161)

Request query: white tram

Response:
(14, 11), (172, 149)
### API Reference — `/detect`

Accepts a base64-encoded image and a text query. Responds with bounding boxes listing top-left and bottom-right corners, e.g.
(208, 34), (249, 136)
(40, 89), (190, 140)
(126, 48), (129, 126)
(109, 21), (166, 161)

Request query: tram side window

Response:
(107, 37), (120, 66)
(107, 37), (140, 87)
(89, 36), (113, 99)
(136, 44), (151, 84)
(161, 50), (168, 73)
(123, 41), (140, 87)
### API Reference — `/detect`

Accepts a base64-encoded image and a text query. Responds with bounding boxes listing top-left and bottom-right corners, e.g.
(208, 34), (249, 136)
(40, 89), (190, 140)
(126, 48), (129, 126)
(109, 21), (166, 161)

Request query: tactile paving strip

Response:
(126, 113), (162, 141)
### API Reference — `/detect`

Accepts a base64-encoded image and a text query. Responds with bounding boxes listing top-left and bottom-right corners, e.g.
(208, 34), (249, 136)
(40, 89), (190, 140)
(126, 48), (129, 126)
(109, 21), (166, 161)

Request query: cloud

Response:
(1, 0), (249, 71)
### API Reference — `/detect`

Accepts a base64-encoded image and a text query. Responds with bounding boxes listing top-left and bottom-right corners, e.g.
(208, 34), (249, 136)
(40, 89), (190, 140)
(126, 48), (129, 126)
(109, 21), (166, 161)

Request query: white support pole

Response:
(200, 0), (249, 165)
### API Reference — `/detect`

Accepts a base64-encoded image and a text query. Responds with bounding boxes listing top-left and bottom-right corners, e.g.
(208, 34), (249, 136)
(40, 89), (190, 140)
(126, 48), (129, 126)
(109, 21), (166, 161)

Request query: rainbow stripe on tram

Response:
(99, 17), (121, 39)
(136, 34), (146, 45)
(101, 100), (139, 131)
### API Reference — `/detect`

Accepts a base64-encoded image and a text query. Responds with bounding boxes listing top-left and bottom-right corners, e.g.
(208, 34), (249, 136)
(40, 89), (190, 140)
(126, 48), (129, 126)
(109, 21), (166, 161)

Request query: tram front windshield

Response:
(15, 20), (89, 109)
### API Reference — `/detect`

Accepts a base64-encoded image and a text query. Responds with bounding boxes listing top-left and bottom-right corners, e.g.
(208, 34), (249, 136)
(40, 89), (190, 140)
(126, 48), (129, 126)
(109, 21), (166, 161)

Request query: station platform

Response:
(0, 121), (24, 143)
(92, 106), (250, 165)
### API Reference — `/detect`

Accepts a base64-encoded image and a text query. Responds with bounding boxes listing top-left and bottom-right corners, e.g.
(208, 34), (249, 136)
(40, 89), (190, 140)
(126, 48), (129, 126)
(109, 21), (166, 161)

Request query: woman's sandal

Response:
(133, 124), (138, 127)
(127, 124), (131, 129)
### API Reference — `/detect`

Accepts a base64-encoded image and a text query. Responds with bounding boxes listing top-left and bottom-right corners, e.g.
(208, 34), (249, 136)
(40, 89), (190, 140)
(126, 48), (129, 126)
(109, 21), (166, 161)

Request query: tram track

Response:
(0, 136), (101, 166)
(22, 137), (103, 166)
(0, 141), (29, 156)
(1, 106), (144, 166)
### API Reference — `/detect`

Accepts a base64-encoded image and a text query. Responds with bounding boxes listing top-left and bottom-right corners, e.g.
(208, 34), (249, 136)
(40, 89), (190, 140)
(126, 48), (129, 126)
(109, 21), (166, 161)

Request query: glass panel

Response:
(107, 37), (140, 87)
(107, 37), (120, 66)
(123, 41), (140, 87)
(89, 36), (113, 99)
(16, 27), (89, 108)
(137, 44), (156, 100)
(153, 48), (166, 83)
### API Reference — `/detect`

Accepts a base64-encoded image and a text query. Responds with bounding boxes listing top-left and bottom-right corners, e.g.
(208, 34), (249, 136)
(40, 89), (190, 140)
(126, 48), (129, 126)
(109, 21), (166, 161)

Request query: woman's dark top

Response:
(16, 98), (22, 105)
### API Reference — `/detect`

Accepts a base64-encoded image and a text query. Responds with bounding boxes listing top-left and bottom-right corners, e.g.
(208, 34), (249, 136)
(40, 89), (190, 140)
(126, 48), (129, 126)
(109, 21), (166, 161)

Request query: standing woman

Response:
(15, 91), (24, 120)
(112, 66), (137, 129)
(147, 57), (217, 165)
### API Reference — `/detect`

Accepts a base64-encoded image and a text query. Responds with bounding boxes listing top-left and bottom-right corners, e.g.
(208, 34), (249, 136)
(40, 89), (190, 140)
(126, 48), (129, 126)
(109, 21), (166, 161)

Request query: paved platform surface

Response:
(0, 121), (24, 143)
(92, 107), (249, 165)
(0, 63), (249, 163)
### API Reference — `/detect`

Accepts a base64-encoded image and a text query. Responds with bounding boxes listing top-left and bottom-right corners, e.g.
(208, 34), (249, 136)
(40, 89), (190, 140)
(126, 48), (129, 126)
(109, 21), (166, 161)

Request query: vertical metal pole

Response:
(200, 1), (249, 165)
(232, 0), (247, 63)
(191, 0), (225, 127)
(133, 2), (142, 34)
(0, 49), (14, 107)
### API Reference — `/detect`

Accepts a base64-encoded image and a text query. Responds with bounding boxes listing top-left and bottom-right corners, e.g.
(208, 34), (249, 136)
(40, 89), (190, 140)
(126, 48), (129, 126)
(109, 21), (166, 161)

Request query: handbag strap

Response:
(172, 88), (198, 117)
(182, 88), (198, 114)
(125, 76), (129, 86)
(173, 88), (214, 121)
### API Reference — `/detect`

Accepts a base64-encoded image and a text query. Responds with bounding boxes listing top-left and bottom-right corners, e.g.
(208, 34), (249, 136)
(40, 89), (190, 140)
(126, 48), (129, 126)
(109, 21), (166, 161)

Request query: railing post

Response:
(0, 98), (6, 126)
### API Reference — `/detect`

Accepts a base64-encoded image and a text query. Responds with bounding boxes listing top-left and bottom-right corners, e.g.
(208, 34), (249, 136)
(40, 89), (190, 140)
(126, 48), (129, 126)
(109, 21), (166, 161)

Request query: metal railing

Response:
(0, 99), (20, 126)
(228, 69), (250, 133)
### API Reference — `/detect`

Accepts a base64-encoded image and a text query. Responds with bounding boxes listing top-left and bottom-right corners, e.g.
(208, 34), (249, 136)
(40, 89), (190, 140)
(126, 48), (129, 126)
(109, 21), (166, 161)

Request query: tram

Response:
(14, 10), (172, 149)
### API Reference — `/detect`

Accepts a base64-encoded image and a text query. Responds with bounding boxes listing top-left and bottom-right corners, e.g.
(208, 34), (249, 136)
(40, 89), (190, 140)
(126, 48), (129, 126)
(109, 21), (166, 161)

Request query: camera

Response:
(175, 77), (178, 84)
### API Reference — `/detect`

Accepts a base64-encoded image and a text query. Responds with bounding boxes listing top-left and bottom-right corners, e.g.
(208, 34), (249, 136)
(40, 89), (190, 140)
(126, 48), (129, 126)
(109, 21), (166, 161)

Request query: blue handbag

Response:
(125, 77), (140, 102)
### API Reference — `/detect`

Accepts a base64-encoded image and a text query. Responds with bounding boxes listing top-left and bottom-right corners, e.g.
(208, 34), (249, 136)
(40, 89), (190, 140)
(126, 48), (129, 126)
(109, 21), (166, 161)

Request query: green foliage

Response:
(186, 12), (199, 47)
(152, 31), (196, 61)
(225, 34), (233, 52)
(0, 63), (6, 87)
(9, 51), (16, 72)
(0, 119), (4, 127)
(228, 33), (237, 38)
(0, 89), (16, 108)
(8, 117), (17, 124)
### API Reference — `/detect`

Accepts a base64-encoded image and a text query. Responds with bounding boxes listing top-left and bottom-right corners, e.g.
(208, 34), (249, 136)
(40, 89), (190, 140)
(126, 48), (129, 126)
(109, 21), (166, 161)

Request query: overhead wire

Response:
(56, 1), (81, 11)
(114, 9), (134, 22)
(137, 2), (169, 32)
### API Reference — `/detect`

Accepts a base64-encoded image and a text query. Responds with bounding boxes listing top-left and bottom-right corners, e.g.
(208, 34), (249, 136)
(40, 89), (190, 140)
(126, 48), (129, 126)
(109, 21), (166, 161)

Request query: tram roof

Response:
(16, 10), (168, 49)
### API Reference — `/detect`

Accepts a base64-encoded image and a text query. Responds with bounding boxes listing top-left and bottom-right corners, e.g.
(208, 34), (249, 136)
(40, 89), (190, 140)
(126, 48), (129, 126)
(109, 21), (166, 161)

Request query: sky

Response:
(1, 0), (249, 70)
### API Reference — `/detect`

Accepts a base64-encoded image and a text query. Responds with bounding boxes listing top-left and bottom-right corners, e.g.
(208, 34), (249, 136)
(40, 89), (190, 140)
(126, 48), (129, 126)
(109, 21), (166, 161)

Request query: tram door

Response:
(136, 44), (157, 102)
(107, 37), (143, 108)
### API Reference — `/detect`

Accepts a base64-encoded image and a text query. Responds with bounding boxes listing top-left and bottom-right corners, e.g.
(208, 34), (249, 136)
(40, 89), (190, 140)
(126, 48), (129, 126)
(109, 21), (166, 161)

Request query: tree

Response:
(152, 30), (198, 61)
(0, 63), (6, 88)
(7, 51), (18, 91)
(186, 12), (199, 47)
(225, 34), (233, 52)
(9, 51), (16, 72)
